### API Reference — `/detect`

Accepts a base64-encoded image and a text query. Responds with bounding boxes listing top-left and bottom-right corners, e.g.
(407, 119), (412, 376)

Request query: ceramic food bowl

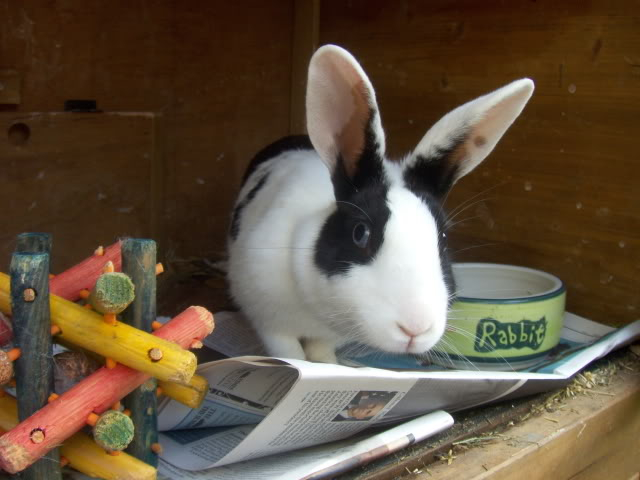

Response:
(432, 263), (566, 370)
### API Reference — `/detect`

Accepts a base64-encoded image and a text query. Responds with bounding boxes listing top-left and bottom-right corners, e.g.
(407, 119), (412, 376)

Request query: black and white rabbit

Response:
(228, 45), (534, 363)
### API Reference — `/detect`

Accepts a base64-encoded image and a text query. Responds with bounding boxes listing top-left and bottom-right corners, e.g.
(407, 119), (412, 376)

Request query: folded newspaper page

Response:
(157, 410), (453, 480)
(153, 312), (639, 477)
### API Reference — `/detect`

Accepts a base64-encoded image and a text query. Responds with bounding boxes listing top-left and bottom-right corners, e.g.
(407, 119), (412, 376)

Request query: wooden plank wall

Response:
(1, 1), (638, 326)
(319, 0), (640, 327)
(1, 0), (294, 269)
(0, 112), (156, 272)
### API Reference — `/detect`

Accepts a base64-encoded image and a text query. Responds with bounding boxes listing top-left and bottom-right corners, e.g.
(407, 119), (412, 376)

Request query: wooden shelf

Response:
(340, 349), (640, 480)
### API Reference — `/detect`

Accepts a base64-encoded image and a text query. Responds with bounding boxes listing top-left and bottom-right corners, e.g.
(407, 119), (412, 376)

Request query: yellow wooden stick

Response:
(158, 374), (209, 410)
(0, 272), (195, 384)
(0, 394), (156, 480)
(0, 394), (16, 429)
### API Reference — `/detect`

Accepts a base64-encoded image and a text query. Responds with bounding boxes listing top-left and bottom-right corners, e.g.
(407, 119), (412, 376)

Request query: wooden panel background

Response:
(319, 0), (640, 327)
(0, 0), (294, 265)
(0, 112), (156, 272)
(0, 1), (638, 326)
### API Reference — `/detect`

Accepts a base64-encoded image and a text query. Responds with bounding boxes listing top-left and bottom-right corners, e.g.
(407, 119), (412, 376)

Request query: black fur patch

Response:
(231, 135), (313, 241)
(404, 152), (458, 199)
(404, 144), (462, 305)
(403, 131), (468, 199)
(315, 110), (390, 276)
(315, 181), (391, 276)
(428, 197), (457, 307)
(229, 172), (270, 241)
(241, 135), (313, 186)
(331, 110), (386, 201)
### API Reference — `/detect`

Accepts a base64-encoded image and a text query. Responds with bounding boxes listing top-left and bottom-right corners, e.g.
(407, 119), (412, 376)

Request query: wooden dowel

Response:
(0, 233), (53, 347)
(0, 393), (155, 480)
(92, 410), (135, 452)
(153, 306), (215, 345)
(0, 306), (213, 474)
(0, 349), (20, 385)
(63, 425), (155, 480)
(88, 271), (135, 315)
(158, 374), (209, 409)
(0, 312), (12, 347)
(15, 233), (52, 255)
(0, 391), (17, 429)
(49, 241), (122, 301)
(10, 254), (53, 419)
(0, 273), (197, 384)
(10, 248), (62, 480)
(54, 343), (208, 409)
(121, 238), (159, 466)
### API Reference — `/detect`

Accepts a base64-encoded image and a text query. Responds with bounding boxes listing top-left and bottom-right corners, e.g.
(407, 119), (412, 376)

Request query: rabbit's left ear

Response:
(306, 45), (386, 198)
(404, 79), (534, 198)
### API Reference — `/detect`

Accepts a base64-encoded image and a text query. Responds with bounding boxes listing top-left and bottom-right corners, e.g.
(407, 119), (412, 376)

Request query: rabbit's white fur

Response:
(228, 45), (534, 363)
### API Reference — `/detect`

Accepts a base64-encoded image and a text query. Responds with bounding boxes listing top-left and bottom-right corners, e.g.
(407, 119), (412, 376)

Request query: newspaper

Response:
(157, 410), (453, 480)
(152, 312), (640, 479)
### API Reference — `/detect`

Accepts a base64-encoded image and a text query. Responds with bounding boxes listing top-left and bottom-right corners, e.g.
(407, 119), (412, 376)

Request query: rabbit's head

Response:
(305, 45), (534, 354)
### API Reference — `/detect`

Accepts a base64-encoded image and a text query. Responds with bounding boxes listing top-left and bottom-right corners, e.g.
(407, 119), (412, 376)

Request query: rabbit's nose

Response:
(397, 323), (430, 339)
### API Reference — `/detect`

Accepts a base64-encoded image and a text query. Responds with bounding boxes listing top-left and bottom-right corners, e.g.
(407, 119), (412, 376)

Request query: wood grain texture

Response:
(0, 69), (21, 105)
(9, 249), (62, 480)
(0, 112), (155, 274)
(290, 0), (320, 134)
(319, 0), (640, 326)
(0, 1), (294, 262)
(121, 238), (159, 466)
(419, 365), (640, 480)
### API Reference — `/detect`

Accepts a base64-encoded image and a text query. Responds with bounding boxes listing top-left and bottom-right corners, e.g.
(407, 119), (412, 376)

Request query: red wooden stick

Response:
(0, 306), (214, 474)
(49, 242), (122, 301)
(0, 312), (12, 347)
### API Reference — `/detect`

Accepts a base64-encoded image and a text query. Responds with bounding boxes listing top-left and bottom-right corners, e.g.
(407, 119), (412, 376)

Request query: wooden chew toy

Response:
(53, 342), (208, 409)
(88, 261), (135, 325)
(0, 273), (197, 384)
(87, 260), (136, 370)
(0, 349), (21, 385)
(53, 254), (203, 409)
(12, 233), (62, 480)
(50, 240), (160, 307)
(0, 313), (12, 347)
(0, 393), (155, 480)
(87, 410), (135, 453)
(0, 240), (127, 347)
(0, 305), (214, 474)
(158, 374), (209, 410)
(49, 241), (123, 301)
(121, 238), (159, 465)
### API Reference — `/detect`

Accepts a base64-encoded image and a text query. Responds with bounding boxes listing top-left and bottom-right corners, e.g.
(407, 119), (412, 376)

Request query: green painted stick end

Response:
(89, 272), (135, 314)
(93, 410), (135, 451)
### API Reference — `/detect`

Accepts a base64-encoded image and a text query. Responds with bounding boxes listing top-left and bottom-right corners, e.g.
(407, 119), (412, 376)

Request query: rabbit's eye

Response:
(352, 222), (371, 249)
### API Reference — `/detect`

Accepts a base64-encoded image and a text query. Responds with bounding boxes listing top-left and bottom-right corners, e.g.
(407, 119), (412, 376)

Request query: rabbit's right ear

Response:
(306, 45), (386, 199)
